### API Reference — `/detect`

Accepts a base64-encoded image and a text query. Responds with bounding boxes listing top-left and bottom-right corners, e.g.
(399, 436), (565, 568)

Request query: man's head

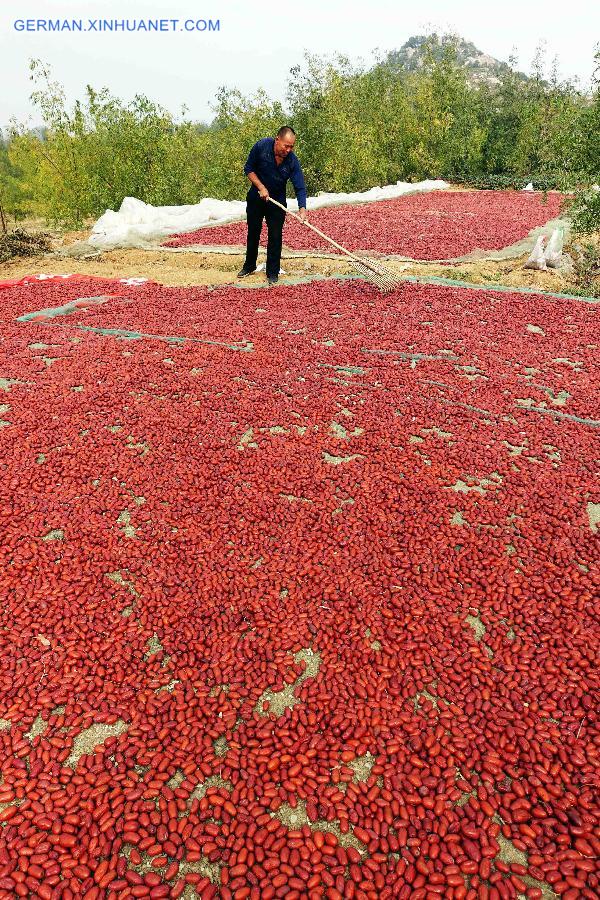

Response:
(274, 126), (296, 159)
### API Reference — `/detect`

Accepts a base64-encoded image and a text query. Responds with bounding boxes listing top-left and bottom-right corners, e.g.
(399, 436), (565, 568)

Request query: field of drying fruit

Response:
(0, 184), (597, 900)
(163, 191), (564, 259)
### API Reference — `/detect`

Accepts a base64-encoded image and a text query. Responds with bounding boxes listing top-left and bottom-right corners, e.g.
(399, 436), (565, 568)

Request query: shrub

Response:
(567, 189), (600, 235)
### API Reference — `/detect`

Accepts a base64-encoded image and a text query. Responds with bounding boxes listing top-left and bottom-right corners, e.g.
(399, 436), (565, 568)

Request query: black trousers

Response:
(243, 190), (286, 278)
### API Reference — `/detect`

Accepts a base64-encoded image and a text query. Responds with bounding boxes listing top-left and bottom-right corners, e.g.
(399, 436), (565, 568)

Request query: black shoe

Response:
(267, 275), (279, 285)
(237, 267), (255, 278)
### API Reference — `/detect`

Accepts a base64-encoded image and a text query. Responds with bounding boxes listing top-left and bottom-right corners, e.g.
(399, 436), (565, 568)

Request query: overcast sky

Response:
(1, 0), (599, 129)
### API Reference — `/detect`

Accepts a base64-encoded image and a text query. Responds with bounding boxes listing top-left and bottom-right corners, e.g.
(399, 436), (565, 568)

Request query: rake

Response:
(267, 198), (403, 293)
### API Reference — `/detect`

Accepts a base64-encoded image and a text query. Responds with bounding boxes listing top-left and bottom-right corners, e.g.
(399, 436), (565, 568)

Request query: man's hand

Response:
(298, 208), (309, 224)
(258, 186), (270, 201)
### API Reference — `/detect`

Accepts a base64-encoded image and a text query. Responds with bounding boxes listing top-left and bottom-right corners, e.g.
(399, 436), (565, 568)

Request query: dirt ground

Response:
(0, 212), (598, 297)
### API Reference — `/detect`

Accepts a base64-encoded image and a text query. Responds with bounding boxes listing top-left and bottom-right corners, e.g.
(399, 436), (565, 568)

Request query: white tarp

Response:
(89, 179), (449, 249)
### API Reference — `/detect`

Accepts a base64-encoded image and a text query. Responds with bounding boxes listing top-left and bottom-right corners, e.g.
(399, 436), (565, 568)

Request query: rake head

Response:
(351, 257), (403, 293)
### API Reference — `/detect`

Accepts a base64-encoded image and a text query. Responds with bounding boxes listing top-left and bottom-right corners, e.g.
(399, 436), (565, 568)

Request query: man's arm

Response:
(290, 157), (308, 223)
(244, 143), (269, 200)
(247, 171), (269, 201)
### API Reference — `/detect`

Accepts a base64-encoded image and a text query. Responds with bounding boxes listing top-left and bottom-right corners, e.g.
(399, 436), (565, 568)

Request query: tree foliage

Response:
(0, 136), (29, 225)
(1, 40), (599, 230)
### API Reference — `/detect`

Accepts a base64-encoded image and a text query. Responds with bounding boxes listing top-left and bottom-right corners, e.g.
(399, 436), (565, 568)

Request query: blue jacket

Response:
(244, 137), (307, 208)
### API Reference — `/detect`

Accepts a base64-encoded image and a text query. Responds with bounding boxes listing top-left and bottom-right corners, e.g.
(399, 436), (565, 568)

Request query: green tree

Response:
(4, 44), (600, 228)
(9, 60), (217, 224)
(578, 47), (600, 178)
(402, 37), (485, 178)
(204, 86), (286, 199)
(0, 136), (29, 226)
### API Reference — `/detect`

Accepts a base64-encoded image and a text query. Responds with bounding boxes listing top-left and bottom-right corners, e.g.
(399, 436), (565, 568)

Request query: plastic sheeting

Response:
(89, 180), (449, 249)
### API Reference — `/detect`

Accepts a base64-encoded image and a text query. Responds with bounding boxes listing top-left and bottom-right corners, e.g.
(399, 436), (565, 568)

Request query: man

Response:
(238, 126), (308, 285)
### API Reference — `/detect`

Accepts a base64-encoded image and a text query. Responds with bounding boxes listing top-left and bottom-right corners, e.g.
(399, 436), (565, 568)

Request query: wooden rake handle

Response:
(267, 197), (367, 265)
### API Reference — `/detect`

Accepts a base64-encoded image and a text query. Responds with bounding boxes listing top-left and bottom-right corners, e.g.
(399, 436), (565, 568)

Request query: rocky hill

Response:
(382, 34), (528, 86)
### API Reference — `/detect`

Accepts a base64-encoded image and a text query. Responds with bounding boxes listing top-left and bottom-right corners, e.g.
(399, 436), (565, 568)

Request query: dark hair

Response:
(277, 125), (296, 139)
